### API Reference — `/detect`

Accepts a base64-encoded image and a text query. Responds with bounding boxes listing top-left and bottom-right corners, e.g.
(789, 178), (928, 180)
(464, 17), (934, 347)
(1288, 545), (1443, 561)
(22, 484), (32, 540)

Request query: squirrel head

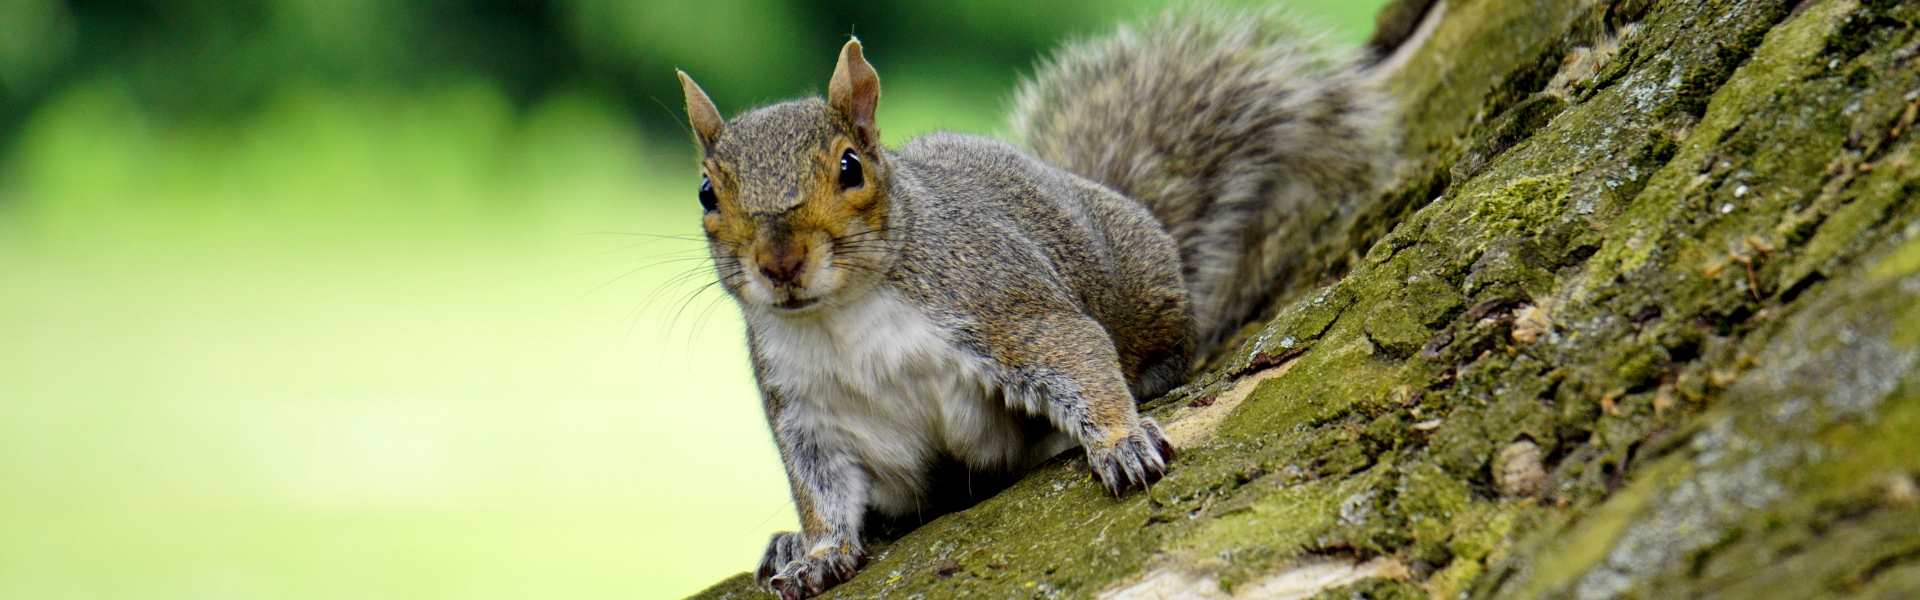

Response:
(679, 39), (893, 313)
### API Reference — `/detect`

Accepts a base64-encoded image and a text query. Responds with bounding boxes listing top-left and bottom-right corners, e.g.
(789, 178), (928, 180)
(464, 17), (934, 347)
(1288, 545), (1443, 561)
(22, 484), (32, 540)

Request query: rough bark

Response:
(692, 0), (1920, 597)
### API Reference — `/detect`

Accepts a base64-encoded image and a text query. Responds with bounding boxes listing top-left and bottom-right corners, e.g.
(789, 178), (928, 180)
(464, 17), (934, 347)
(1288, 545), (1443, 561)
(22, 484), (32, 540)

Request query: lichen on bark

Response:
(691, 0), (1920, 597)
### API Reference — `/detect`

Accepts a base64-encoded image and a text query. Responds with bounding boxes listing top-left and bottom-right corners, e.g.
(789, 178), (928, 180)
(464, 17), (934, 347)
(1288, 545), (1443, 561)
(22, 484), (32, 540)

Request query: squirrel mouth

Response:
(774, 297), (819, 311)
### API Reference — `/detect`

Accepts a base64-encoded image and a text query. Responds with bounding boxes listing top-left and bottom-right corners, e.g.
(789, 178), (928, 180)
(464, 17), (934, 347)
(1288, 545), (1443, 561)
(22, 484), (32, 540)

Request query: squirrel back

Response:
(1012, 6), (1402, 358)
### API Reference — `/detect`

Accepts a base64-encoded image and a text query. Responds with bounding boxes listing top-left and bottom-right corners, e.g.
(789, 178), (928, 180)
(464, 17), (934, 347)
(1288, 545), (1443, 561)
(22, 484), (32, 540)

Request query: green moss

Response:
(1366, 300), (1436, 357)
(1463, 235), (1559, 301)
(1868, 226), (1920, 281)
(1251, 284), (1358, 358)
(1311, 577), (1429, 600)
(1609, 343), (1668, 391)
(1429, 407), (1497, 482)
(1803, 382), (1920, 510)
(1495, 457), (1690, 600)
(686, 573), (763, 600)
(1470, 176), (1570, 236)
(1217, 328), (1395, 440)
(1177, 464), (1400, 591)
(1400, 461), (1474, 561)
(1454, 95), (1571, 180)
(824, 458), (1179, 598)
(1386, 0), (1584, 159)
(1427, 559), (1484, 600)
(1581, 0), (1839, 282)
(1449, 502), (1522, 563)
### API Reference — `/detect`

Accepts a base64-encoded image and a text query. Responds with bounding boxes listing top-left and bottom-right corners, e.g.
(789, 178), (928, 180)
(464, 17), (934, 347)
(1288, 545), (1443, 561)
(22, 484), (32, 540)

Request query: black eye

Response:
(838, 149), (864, 190)
(698, 175), (718, 212)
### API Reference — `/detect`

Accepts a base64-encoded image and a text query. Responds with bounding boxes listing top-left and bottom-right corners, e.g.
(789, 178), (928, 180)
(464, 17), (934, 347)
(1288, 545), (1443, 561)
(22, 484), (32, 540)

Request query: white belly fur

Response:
(751, 289), (1071, 515)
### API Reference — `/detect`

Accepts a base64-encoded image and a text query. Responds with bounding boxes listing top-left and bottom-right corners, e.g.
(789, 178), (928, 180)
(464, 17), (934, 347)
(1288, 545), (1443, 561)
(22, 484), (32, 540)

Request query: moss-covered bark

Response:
(692, 0), (1920, 597)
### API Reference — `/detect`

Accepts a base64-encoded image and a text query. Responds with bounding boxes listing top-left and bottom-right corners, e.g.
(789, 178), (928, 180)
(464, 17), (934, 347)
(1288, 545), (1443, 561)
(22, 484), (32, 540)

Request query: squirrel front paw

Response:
(1087, 418), (1176, 496)
(756, 532), (866, 600)
(755, 532), (807, 587)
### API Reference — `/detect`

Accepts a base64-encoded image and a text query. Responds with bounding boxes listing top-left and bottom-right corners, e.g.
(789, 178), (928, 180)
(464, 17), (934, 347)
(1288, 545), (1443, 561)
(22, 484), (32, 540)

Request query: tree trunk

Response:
(692, 0), (1920, 597)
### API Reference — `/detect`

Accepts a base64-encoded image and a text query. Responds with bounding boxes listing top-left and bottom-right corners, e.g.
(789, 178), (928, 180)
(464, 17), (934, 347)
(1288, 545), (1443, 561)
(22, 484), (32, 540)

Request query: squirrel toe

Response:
(755, 531), (808, 588)
(1088, 418), (1175, 495)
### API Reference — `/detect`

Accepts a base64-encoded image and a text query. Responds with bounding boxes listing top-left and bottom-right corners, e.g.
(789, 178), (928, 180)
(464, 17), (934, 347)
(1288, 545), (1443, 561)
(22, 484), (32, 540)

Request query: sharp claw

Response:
(1088, 422), (1183, 497)
(1141, 420), (1175, 461)
(762, 542), (866, 599)
(1130, 449), (1150, 487)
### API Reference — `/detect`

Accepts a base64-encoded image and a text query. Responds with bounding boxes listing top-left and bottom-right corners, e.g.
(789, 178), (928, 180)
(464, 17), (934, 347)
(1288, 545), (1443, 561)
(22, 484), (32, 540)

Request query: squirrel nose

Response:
(757, 242), (808, 285)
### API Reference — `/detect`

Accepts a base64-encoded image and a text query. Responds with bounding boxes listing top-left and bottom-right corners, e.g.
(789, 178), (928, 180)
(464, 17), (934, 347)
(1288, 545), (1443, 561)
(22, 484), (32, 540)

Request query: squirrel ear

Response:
(828, 38), (882, 148)
(678, 70), (724, 149)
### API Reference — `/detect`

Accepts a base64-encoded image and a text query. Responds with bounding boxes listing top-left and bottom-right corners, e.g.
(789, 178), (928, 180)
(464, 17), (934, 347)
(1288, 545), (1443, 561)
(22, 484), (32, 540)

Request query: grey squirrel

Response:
(674, 5), (1417, 598)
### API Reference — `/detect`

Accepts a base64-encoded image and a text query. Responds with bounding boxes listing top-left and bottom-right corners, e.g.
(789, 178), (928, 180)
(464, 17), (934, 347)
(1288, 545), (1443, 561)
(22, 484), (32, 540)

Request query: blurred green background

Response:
(0, 0), (1388, 597)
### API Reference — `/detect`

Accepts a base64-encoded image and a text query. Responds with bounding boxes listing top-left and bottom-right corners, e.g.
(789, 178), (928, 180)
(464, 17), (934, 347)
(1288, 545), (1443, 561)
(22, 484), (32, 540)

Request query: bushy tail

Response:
(1012, 5), (1402, 358)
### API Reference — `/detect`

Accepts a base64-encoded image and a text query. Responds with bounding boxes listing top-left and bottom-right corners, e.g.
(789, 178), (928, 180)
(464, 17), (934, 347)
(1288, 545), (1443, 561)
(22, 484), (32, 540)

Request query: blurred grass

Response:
(0, 1), (1387, 598)
(0, 81), (782, 599)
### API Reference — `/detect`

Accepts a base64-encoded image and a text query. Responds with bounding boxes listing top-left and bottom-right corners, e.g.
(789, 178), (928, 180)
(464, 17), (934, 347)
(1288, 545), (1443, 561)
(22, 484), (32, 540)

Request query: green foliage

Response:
(0, 0), (1388, 147)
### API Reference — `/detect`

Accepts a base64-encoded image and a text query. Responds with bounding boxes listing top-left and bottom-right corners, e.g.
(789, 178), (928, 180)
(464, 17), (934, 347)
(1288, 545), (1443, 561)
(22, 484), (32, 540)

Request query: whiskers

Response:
(826, 225), (904, 281)
(579, 231), (741, 348)
(643, 261), (743, 346)
(584, 223), (904, 350)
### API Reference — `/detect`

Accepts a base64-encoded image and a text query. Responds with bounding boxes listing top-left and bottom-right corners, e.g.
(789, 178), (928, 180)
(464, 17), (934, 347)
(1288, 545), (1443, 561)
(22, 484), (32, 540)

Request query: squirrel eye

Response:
(838, 149), (864, 190)
(698, 175), (718, 212)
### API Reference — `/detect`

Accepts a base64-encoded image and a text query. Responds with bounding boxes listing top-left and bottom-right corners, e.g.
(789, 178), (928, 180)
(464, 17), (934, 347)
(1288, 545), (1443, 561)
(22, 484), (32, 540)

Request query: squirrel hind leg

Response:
(1363, 0), (1442, 57)
(1132, 350), (1192, 401)
(1362, 0), (1447, 81)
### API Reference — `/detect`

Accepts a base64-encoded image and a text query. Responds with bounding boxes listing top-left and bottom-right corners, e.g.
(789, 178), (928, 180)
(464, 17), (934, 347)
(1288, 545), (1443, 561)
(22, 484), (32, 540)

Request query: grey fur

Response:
(1012, 5), (1400, 357)
(705, 99), (1184, 599)
(884, 132), (1197, 401)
